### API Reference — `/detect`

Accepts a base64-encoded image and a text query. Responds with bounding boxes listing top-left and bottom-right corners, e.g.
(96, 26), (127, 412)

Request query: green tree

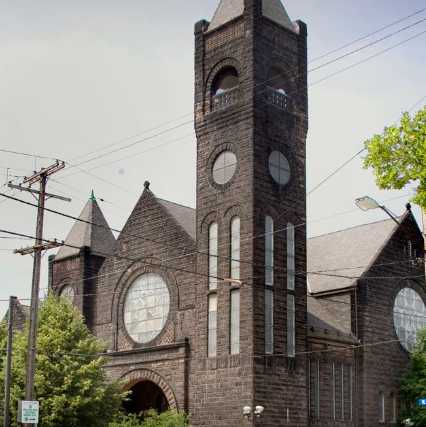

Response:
(109, 411), (189, 427)
(401, 329), (426, 426)
(363, 106), (426, 209)
(0, 296), (125, 427)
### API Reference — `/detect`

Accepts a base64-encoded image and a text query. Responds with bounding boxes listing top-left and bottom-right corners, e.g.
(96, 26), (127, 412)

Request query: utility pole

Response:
(8, 160), (70, 425)
(3, 296), (17, 427)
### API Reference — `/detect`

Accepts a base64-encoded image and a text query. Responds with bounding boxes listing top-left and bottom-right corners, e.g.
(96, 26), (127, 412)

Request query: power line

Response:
(0, 149), (59, 161)
(62, 30), (425, 194)
(0, 189), (415, 281)
(69, 113), (194, 163)
(311, 28), (426, 87)
(60, 132), (195, 180)
(64, 120), (193, 172)
(56, 16), (426, 178)
(307, 148), (366, 196)
(1, 228), (423, 306)
(309, 16), (426, 74)
(0, 333), (409, 360)
(309, 7), (426, 63)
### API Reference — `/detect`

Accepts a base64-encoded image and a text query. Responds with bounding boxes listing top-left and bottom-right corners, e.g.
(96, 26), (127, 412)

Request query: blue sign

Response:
(416, 398), (426, 407)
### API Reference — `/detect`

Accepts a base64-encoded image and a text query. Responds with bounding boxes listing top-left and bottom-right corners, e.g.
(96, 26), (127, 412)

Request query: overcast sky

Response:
(1, 0), (425, 317)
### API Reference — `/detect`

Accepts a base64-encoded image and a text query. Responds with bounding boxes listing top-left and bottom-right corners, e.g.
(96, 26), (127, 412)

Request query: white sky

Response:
(0, 0), (425, 316)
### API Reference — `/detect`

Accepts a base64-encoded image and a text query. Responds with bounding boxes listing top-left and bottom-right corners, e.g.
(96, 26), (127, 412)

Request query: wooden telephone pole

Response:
(8, 161), (70, 425)
(3, 296), (17, 427)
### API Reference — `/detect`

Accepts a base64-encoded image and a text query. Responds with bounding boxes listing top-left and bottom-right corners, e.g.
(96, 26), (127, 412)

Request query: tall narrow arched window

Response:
(208, 222), (218, 290)
(230, 217), (240, 280)
(287, 223), (295, 291)
(265, 216), (274, 354)
(265, 216), (274, 287)
(379, 391), (385, 423)
(287, 295), (295, 358)
(230, 289), (240, 354)
(287, 223), (296, 357)
(208, 294), (217, 358)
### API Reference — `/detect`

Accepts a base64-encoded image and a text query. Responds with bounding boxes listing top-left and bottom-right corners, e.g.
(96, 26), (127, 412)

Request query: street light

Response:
(355, 196), (401, 225)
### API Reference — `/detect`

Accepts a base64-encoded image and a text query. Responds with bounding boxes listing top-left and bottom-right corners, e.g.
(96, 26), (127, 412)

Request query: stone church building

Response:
(47, 1), (426, 426)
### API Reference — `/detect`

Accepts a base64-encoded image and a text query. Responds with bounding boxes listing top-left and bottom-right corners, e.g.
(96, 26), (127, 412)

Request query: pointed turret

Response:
(208, 0), (296, 32)
(55, 191), (116, 261)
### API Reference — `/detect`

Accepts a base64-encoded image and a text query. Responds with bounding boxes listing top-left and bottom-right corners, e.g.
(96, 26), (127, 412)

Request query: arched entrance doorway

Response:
(120, 369), (178, 416)
(124, 380), (169, 415)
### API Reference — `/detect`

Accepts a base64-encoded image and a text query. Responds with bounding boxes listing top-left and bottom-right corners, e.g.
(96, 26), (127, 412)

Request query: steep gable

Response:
(55, 193), (116, 261)
(307, 210), (424, 295)
(116, 187), (196, 252)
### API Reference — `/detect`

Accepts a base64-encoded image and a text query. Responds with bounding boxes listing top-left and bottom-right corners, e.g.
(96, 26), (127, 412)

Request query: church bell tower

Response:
(193, 1), (308, 425)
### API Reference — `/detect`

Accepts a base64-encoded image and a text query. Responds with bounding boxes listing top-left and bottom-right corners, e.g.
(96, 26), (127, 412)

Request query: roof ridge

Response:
(157, 197), (195, 211)
(308, 217), (397, 240)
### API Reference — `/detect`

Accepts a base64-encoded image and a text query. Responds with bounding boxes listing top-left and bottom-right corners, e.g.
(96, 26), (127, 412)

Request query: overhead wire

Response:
(0, 189), (415, 280)
(0, 148), (59, 161)
(309, 7), (426, 63)
(311, 28), (426, 87)
(309, 17), (426, 74)
(1, 9), (424, 204)
(1, 227), (424, 303)
(0, 336), (408, 359)
(54, 14), (426, 180)
(57, 7), (426, 171)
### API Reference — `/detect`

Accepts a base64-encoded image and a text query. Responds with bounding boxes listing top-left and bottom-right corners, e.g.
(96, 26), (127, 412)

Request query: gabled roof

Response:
(208, 0), (296, 32)
(307, 218), (398, 295)
(158, 199), (196, 240)
(55, 193), (116, 261)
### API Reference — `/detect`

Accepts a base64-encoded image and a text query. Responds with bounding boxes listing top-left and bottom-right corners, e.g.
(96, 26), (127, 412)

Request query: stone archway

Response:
(121, 369), (178, 414)
(124, 380), (169, 415)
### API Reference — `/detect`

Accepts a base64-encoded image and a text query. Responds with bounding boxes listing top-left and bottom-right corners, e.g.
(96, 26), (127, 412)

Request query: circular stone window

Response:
(212, 151), (237, 185)
(393, 288), (426, 352)
(124, 273), (170, 344)
(60, 285), (75, 302)
(269, 151), (291, 186)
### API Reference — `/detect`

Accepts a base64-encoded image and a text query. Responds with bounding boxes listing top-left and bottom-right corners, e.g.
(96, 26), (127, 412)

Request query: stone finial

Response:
(406, 203), (412, 211)
(144, 181), (151, 190)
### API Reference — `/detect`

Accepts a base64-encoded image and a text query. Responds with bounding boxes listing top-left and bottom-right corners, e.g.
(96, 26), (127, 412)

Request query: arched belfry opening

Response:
(124, 380), (169, 416)
(211, 66), (239, 110)
(267, 66), (287, 95)
(212, 66), (239, 96)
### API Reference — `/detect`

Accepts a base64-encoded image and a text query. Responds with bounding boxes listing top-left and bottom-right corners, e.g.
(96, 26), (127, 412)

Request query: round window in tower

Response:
(124, 273), (170, 344)
(393, 287), (426, 352)
(60, 284), (75, 303)
(269, 151), (291, 186)
(212, 151), (237, 185)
